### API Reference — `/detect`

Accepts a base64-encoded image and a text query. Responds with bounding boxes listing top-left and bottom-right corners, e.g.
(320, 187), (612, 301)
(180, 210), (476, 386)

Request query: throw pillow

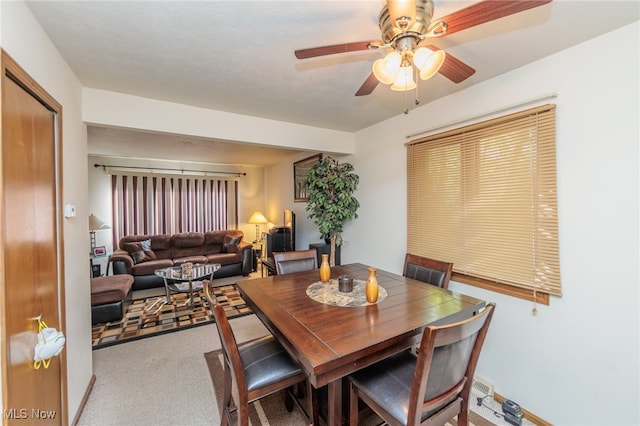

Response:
(130, 250), (149, 264)
(124, 242), (156, 264)
(141, 239), (152, 251)
(221, 235), (241, 253)
(139, 239), (157, 260)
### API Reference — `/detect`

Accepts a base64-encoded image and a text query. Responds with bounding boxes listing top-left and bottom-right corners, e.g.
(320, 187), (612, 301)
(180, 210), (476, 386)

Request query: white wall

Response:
(265, 152), (356, 252)
(1, 1), (92, 421)
(344, 22), (639, 425)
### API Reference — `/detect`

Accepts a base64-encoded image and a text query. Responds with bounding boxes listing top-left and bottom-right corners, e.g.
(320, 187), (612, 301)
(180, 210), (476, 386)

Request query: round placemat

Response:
(306, 279), (387, 307)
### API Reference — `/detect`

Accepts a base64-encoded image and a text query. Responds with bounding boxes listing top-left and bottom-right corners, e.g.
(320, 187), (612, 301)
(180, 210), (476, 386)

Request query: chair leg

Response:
(349, 382), (359, 426)
(237, 403), (250, 426)
(221, 365), (233, 426)
(285, 386), (295, 412)
(222, 408), (233, 426)
(458, 397), (469, 426)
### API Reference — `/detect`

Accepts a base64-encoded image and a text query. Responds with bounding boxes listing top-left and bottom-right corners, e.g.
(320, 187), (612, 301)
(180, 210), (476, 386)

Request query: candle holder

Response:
(338, 275), (353, 292)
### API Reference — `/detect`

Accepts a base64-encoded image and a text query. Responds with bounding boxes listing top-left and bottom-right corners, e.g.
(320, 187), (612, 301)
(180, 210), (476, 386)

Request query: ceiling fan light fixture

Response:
(413, 47), (446, 80)
(373, 51), (402, 85)
(296, 0), (551, 97)
(390, 65), (416, 91)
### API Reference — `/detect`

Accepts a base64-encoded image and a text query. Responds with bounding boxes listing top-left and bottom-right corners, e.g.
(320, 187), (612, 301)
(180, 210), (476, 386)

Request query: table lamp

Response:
(247, 211), (268, 243)
(89, 214), (110, 252)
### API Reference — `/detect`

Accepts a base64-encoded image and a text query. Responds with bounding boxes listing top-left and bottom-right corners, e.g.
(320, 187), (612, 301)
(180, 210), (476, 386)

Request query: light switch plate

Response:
(63, 204), (76, 218)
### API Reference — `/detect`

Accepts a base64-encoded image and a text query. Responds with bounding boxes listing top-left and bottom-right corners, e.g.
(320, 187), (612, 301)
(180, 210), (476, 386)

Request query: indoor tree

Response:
(304, 156), (359, 266)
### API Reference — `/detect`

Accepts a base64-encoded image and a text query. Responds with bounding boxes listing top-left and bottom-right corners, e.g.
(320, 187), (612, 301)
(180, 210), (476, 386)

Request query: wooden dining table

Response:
(236, 263), (486, 426)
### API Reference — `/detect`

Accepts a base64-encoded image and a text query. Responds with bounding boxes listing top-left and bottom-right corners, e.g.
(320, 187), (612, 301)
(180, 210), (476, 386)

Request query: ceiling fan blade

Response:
(355, 73), (379, 96)
(295, 41), (378, 59)
(431, 0), (552, 37)
(424, 45), (475, 83)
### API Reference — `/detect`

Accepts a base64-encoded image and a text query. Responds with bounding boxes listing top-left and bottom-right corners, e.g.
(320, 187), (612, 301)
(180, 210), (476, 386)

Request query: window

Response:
(407, 104), (559, 303)
(110, 174), (238, 241)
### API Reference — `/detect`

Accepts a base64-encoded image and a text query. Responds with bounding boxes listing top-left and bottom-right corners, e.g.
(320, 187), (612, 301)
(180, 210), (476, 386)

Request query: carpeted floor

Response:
(91, 283), (252, 349)
(204, 348), (497, 426)
(80, 308), (513, 426)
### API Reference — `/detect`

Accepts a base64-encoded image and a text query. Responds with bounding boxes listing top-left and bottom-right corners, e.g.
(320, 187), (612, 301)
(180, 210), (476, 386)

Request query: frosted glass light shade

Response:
(391, 65), (416, 91)
(372, 51), (401, 85)
(413, 47), (446, 80)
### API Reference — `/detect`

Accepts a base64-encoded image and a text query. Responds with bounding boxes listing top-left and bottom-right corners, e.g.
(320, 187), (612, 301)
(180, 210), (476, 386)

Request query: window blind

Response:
(407, 104), (561, 297)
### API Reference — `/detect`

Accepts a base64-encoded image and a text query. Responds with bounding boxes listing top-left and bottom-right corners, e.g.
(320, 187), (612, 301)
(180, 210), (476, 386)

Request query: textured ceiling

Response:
(26, 1), (640, 164)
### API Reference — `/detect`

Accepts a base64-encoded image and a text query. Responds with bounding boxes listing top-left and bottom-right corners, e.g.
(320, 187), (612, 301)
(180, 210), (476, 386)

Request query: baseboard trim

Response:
(71, 374), (96, 426)
(494, 392), (551, 426)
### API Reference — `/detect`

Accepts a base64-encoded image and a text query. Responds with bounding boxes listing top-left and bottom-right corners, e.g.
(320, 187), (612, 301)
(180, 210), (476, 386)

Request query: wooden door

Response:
(1, 52), (67, 425)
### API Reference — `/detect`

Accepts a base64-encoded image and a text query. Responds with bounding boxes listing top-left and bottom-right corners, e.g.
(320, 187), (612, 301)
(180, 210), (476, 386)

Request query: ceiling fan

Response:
(295, 0), (552, 97)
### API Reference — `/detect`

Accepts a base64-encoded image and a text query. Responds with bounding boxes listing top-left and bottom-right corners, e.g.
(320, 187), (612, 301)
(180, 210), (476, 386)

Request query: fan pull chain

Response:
(403, 67), (420, 115)
(404, 89), (409, 115)
(414, 66), (420, 107)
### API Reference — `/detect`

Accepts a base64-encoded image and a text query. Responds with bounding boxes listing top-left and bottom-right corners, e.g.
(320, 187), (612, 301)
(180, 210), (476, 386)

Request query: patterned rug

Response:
(92, 284), (252, 349)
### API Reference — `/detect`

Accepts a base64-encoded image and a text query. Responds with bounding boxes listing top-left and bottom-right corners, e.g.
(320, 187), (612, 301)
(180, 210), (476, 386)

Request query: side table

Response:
(90, 252), (112, 278)
(252, 242), (264, 272)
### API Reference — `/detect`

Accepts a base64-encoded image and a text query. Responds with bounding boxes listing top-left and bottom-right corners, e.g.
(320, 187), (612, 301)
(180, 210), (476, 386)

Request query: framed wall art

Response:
(293, 154), (321, 202)
(92, 246), (107, 257)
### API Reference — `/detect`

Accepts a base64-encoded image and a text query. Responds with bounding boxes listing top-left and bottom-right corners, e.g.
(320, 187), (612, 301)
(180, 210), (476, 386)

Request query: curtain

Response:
(111, 174), (238, 243)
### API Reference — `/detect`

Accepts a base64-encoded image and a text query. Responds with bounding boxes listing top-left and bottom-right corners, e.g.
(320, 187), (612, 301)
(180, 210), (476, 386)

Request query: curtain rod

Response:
(405, 92), (558, 140)
(94, 163), (246, 177)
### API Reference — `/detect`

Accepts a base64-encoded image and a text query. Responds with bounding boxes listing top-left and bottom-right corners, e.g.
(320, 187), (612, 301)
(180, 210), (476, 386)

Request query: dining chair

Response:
(403, 253), (454, 289)
(273, 249), (318, 275)
(271, 248), (322, 423)
(203, 280), (317, 426)
(348, 303), (496, 426)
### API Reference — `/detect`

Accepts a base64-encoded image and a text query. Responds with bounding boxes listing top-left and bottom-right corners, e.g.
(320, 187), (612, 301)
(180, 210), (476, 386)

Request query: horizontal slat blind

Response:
(407, 104), (561, 296)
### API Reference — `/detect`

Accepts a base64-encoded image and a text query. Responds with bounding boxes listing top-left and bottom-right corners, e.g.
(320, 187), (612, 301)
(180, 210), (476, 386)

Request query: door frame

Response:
(1, 49), (68, 425)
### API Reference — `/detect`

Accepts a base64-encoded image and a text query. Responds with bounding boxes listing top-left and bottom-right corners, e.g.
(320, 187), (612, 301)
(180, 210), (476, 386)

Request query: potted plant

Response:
(304, 156), (359, 266)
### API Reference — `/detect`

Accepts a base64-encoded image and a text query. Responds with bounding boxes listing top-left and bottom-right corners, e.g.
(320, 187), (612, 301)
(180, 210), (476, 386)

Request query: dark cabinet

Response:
(266, 227), (293, 258)
(309, 242), (341, 266)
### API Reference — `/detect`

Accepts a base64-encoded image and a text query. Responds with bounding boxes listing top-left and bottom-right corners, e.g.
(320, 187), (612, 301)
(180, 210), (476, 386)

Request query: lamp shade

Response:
(248, 211), (268, 224)
(373, 51), (401, 85)
(413, 47), (446, 80)
(89, 214), (110, 231)
(391, 65), (417, 91)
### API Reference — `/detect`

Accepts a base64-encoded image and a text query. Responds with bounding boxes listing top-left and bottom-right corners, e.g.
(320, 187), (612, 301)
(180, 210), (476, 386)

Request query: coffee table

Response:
(154, 263), (221, 308)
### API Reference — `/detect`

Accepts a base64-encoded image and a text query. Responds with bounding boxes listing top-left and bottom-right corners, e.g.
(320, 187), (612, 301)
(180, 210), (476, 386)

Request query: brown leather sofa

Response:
(110, 230), (252, 291)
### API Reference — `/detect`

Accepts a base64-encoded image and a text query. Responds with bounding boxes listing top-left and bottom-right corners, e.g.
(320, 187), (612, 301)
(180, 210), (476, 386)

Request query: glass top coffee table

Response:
(154, 263), (221, 309)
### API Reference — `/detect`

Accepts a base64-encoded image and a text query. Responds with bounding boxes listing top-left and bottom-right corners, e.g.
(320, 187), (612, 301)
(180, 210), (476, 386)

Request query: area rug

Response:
(92, 284), (252, 349)
(204, 348), (496, 426)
